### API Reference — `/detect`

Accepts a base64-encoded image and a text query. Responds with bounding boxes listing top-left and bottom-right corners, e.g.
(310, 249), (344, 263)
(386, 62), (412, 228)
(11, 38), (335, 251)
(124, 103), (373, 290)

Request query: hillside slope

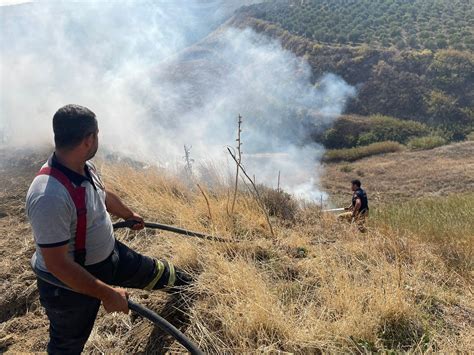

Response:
(0, 146), (472, 353)
(231, 2), (474, 141)
(321, 141), (474, 204)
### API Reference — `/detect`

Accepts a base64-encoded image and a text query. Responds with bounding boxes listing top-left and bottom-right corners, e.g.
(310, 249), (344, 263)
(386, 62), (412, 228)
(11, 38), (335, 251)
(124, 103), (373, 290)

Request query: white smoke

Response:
(0, 0), (355, 200)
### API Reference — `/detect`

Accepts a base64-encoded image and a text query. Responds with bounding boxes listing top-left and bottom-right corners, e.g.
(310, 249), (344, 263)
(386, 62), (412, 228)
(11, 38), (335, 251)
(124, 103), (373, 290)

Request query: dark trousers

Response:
(37, 240), (182, 355)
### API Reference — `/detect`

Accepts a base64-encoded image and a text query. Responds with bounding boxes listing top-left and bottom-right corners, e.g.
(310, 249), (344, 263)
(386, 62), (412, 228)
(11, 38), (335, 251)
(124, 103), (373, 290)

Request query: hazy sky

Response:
(0, 0), (33, 6)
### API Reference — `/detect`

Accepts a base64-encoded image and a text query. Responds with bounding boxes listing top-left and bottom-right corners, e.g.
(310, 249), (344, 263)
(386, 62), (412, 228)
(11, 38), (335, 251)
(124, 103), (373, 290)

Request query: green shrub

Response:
(319, 115), (429, 149)
(359, 115), (430, 145)
(407, 135), (447, 150)
(356, 131), (378, 146)
(323, 141), (403, 163)
(466, 131), (474, 141)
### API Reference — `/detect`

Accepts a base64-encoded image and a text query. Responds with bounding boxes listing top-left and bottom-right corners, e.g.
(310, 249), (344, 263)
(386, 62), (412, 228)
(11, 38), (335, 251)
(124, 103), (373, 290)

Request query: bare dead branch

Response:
(183, 145), (194, 179)
(230, 114), (243, 214)
(227, 147), (275, 237)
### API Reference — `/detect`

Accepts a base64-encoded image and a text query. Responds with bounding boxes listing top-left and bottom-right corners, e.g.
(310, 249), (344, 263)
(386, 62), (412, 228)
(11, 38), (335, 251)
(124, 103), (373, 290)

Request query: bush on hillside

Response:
(323, 141), (403, 163)
(407, 135), (447, 150)
(258, 185), (298, 222)
(357, 115), (430, 146)
(319, 115), (429, 149)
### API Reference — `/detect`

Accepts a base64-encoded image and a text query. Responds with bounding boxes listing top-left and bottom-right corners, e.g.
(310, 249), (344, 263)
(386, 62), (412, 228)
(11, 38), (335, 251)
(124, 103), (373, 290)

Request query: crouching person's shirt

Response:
(26, 154), (115, 272)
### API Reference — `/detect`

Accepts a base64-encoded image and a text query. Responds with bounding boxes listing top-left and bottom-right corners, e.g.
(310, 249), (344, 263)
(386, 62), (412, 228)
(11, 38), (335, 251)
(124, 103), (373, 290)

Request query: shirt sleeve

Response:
(87, 161), (106, 190)
(27, 193), (74, 248)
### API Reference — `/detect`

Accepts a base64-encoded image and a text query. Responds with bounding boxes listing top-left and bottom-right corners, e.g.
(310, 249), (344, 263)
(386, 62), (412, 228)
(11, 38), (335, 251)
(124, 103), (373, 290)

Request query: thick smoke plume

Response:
(0, 0), (355, 200)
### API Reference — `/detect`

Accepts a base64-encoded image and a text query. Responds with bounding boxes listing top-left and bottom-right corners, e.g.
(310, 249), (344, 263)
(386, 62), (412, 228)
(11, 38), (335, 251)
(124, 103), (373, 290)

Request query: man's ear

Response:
(82, 133), (95, 148)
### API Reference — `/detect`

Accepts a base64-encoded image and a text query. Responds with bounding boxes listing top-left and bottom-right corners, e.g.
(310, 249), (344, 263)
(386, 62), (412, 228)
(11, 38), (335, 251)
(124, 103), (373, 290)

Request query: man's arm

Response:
(41, 244), (129, 313)
(353, 198), (362, 216)
(105, 190), (144, 230)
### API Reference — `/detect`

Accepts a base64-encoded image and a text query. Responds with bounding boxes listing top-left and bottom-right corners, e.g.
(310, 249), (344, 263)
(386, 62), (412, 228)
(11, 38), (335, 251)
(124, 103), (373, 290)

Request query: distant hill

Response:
(242, 0), (474, 51)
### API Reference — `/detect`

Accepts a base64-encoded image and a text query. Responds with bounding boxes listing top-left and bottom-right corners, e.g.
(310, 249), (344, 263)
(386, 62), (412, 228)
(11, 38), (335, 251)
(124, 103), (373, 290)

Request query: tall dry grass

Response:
(373, 194), (473, 241)
(84, 161), (474, 354)
(372, 194), (474, 277)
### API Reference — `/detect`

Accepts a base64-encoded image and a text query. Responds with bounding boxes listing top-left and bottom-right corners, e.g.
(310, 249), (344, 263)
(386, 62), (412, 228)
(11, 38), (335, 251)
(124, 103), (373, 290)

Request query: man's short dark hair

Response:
(351, 179), (361, 187)
(53, 104), (98, 150)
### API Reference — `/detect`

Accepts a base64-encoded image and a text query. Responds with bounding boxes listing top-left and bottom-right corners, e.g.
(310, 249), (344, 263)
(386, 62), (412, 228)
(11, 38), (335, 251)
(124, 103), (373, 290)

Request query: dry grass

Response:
(0, 147), (473, 353)
(322, 141), (474, 205)
(372, 194), (474, 277)
(373, 194), (474, 242)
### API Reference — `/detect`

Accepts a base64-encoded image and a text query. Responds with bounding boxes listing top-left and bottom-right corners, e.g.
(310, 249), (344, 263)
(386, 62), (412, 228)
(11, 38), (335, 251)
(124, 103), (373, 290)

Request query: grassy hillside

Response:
(0, 146), (472, 353)
(232, 1), (474, 144)
(321, 141), (474, 203)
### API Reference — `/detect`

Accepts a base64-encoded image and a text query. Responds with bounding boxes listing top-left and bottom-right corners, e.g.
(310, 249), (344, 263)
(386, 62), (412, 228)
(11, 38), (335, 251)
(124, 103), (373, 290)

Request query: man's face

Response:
(351, 183), (357, 192)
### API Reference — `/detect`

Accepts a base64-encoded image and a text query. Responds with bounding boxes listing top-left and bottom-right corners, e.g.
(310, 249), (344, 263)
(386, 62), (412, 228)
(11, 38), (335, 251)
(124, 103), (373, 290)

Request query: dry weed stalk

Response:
(277, 170), (281, 192)
(227, 147), (275, 237)
(183, 145), (194, 179)
(229, 114), (243, 215)
(196, 183), (213, 222)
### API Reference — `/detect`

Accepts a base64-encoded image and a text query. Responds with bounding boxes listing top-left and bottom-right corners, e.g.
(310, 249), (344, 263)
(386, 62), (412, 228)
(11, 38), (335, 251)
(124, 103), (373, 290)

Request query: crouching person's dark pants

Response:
(37, 239), (191, 355)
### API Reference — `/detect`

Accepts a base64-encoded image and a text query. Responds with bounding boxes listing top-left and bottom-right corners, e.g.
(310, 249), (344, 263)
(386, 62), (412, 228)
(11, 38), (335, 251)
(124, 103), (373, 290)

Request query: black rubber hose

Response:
(128, 300), (204, 355)
(32, 264), (204, 354)
(113, 220), (229, 242)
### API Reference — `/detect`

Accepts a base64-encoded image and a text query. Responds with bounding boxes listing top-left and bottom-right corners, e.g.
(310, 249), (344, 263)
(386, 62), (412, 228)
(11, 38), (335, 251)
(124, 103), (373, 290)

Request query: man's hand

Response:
(126, 213), (144, 230)
(106, 191), (144, 230)
(102, 287), (129, 314)
(41, 245), (130, 314)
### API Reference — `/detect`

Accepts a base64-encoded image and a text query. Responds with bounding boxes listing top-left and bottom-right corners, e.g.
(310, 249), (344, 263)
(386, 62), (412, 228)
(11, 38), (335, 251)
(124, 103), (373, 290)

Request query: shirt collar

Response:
(49, 153), (96, 189)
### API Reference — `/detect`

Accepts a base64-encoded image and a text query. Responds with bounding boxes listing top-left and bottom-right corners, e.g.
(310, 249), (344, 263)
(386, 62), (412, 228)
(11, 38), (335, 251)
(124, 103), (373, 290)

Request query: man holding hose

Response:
(337, 179), (369, 232)
(26, 104), (191, 354)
